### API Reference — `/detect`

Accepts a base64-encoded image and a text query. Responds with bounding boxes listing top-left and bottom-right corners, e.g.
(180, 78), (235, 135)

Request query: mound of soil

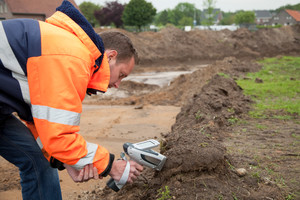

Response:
(80, 26), (299, 199)
(91, 57), (261, 107)
(119, 80), (160, 95)
(96, 25), (300, 66)
(79, 60), (284, 199)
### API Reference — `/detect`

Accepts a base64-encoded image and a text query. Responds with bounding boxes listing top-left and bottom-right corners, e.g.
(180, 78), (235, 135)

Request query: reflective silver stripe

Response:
(71, 142), (98, 170)
(31, 105), (80, 126)
(0, 22), (24, 75)
(12, 72), (31, 104)
(116, 160), (130, 187)
(36, 136), (43, 149)
(0, 22), (31, 104)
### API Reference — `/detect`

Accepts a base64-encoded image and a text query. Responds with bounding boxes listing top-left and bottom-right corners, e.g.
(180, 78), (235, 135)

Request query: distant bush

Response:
(256, 24), (282, 29)
(235, 11), (255, 24)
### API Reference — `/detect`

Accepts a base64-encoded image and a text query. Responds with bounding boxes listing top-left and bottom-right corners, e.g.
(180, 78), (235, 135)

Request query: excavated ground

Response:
(79, 57), (300, 200)
(0, 25), (299, 200)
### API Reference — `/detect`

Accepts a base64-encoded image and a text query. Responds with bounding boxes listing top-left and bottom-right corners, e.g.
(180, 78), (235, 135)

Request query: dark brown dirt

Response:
(78, 25), (300, 199)
(78, 58), (299, 199)
(96, 24), (300, 66)
(78, 52), (300, 199)
(225, 117), (300, 199)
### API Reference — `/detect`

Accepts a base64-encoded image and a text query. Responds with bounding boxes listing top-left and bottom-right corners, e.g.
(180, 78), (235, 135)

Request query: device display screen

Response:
(133, 140), (159, 150)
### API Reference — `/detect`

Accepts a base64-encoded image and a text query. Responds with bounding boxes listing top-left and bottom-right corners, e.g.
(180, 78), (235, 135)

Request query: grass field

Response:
(237, 56), (300, 119)
(233, 56), (300, 199)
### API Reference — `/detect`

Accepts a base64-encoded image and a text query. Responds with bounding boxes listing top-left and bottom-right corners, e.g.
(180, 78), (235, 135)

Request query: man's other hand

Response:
(64, 163), (102, 182)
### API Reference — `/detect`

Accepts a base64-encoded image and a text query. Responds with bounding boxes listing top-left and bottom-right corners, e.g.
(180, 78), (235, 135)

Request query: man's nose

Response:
(114, 80), (121, 88)
(113, 83), (119, 88)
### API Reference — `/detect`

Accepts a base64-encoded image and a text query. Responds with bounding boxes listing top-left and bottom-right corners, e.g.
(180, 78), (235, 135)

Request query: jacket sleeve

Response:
(27, 55), (112, 174)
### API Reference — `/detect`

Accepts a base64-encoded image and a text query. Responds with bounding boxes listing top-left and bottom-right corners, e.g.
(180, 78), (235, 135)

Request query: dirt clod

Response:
(236, 168), (247, 177)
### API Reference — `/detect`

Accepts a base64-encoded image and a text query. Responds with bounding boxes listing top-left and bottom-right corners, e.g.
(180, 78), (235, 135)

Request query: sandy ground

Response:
(0, 104), (180, 200)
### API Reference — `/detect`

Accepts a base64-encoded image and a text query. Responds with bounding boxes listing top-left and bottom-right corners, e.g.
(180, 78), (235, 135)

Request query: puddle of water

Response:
(124, 64), (208, 87)
(97, 65), (208, 98)
(124, 71), (192, 87)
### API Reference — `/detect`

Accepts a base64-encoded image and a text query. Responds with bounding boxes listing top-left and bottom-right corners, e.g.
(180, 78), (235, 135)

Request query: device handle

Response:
(106, 153), (130, 192)
(107, 177), (122, 192)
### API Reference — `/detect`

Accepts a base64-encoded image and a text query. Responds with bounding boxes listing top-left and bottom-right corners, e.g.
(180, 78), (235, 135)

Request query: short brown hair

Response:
(99, 31), (139, 64)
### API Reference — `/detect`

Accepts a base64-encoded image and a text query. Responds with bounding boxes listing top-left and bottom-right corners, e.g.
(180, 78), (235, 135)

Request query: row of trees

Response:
(79, 0), (299, 30)
(79, 0), (156, 30)
(154, 3), (200, 26)
(79, 0), (229, 29)
(153, 1), (256, 26)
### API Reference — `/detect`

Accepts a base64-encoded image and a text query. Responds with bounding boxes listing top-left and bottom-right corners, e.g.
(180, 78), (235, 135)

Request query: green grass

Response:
(286, 193), (296, 200)
(256, 24), (282, 29)
(218, 72), (231, 79)
(194, 110), (203, 120)
(291, 133), (300, 140)
(228, 116), (239, 124)
(237, 56), (300, 118)
(157, 186), (172, 200)
(255, 124), (267, 130)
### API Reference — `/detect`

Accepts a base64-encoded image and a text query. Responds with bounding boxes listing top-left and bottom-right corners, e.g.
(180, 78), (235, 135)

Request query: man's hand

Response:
(64, 163), (102, 182)
(109, 160), (144, 184)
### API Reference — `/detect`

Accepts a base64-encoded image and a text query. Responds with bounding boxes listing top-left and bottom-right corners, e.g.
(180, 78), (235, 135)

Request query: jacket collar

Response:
(46, 12), (101, 64)
(45, 2), (110, 93)
(55, 0), (104, 68)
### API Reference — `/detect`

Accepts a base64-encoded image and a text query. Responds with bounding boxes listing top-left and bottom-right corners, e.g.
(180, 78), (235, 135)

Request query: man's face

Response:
(106, 50), (135, 88)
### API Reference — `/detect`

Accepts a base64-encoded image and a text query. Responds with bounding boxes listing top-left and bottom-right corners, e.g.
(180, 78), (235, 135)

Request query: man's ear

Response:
(106, 50), (118, 61)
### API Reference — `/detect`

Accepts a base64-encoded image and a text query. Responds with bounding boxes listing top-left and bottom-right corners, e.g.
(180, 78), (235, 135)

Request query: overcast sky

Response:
(74, 0), (299, 12)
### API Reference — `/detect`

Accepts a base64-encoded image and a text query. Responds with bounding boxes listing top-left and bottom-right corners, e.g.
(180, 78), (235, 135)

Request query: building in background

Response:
(0, 0), (78, 21)
(254, 10), (273, 25)
(200, 9), (223, 25)
(268, 9), (300, 26)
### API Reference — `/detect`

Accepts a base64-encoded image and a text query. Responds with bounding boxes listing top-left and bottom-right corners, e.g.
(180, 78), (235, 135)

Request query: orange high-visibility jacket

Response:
(0, 1), (113, 175)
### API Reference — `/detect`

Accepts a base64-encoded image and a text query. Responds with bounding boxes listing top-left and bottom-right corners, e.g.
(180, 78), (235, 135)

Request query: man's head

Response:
(99, 31), (138, 88)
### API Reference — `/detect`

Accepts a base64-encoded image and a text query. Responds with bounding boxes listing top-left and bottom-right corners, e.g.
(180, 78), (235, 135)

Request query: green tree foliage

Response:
(155, 10), (170, 26)
(275, 3), (300, 12)
(220, 12), (235, 25)
(122, 0), (156, 31)
(235, 11), (255, 24)
(194, 9), (202, 25)
(178, 16), (194, 26)
(79, 2), (101, 27)
(171, 3), (195, 25)
(202, 0), (217, 25)
(154, 3), (200, 27)
(94, 1), (125, 28)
